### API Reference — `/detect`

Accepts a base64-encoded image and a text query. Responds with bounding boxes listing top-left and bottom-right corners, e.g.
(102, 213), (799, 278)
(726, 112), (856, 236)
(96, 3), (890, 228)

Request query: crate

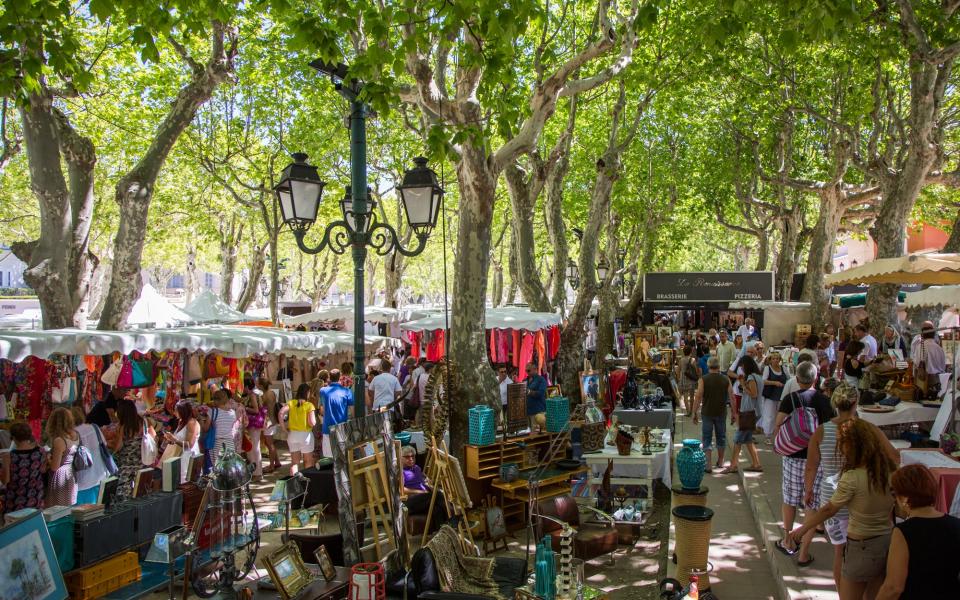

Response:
(69, 565), (141, 600)
(546, 397), (569, 432)
(66, 551), (140, 597)
(47, 514), (74, 573)
(468, 405), (496, 446)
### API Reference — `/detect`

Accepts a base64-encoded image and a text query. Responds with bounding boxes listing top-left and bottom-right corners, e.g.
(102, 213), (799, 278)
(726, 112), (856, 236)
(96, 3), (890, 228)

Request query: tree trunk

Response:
(865, 57), (946, 336)
(491, 262), (504, 308)
(775, 207), (802, 301)
(504, 164), (552, 312)
(236, 240), (265, 313)
(506, 227), (519, 305)
(755, 233), (770, 271)
(14, 93), (97, 329)
(801, 187), (843, 331)
(219, 217), (242, 305)
(383, 252), (404, 308)
(448, 143), (501, 457)
(184, 248), (198, 304)
(545, 101), (577, 313)
(98, 23), (236, 330)
(944, 209), (960, 252)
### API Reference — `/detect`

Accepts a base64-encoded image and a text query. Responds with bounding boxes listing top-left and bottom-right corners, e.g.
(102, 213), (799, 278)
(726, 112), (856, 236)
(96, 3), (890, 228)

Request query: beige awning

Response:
(902, 285), (960, 308)
(823, 253), (960, 287)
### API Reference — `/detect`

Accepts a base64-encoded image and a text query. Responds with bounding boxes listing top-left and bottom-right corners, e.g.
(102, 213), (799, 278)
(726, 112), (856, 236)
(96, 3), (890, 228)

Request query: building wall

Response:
(0, 248), (28, 289)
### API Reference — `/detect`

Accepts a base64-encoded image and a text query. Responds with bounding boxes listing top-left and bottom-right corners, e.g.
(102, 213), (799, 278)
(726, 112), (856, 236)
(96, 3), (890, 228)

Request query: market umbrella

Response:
(903, 285), (960, 308)
(823, 253), (960, 287)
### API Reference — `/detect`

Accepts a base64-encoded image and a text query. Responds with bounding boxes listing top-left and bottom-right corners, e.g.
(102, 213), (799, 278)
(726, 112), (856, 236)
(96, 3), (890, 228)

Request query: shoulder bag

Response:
(94, 425), (119, 475)
(73, 437), (94, 473)
(774, 392), (819, 456)
(141, 421), (158, 466)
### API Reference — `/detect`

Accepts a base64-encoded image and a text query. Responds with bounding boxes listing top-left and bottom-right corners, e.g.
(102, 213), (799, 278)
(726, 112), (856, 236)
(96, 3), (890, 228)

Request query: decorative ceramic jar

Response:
(615, 429), (634, 456)
(499, 463), (519, 483)
(677, 439), (707, 490)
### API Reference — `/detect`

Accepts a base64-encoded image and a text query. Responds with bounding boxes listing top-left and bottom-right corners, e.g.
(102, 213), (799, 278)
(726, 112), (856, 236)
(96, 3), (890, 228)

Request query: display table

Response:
(491, 466), (588, 501)
(857, 402), (939, 427)
(244, 565), (350, 600)
(612, 408), (674, 429)
(901, 449), (960, 514)
(583, 445), (672, 496)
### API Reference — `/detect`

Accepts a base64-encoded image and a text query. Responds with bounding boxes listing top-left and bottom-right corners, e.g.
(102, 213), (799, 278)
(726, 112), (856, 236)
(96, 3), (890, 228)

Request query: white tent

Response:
(400, 306), (562, 333)
(903, 286), (960, 308)
(183, 290), (252, 324)
(127, 283), (193, 328)
(0, 325), (401, 363)
(284, 305), (436, 327)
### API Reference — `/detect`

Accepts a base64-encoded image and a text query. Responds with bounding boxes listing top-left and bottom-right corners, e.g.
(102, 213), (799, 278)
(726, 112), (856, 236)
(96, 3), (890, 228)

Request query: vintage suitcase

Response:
(129, 491), (184, 548)
(74, 505), (136, 567)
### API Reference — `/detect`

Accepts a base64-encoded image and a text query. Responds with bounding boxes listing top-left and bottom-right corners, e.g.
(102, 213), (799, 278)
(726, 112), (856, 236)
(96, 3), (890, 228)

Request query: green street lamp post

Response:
(275, 61), (443, 418)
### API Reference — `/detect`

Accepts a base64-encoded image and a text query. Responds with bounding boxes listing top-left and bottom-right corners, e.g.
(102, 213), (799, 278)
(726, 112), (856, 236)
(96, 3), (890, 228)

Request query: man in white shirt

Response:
(911, 322), (947, 374)
(497, 366), (514, 406)
(854, 323), (878, 361)
(716, 330), (738, 373)
(367, 359), (403, 412)
(735, 318), (756, 342)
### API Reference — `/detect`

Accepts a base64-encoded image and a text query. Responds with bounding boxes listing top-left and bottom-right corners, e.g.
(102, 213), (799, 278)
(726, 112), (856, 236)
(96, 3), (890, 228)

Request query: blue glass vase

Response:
(677, 439), (706, 490)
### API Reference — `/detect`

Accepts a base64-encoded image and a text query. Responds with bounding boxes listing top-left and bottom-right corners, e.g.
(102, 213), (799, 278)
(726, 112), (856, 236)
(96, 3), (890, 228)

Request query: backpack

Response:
(774, 392), (820, 456)
(73, 438), (94, 473)
(684, 359), (699, 381)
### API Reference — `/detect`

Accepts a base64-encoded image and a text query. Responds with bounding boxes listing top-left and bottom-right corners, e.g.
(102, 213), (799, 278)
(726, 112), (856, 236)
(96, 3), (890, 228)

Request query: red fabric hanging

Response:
(535, 331), (546, 374)
(512, 330), (522, 369)
(548, 326), (561, 359)
(516, 332), (535, 381)
(606, 369), (627, 422)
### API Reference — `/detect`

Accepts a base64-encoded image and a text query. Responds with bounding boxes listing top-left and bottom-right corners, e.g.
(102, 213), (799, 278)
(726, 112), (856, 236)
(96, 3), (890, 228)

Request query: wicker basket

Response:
(672, 506), (714, 589)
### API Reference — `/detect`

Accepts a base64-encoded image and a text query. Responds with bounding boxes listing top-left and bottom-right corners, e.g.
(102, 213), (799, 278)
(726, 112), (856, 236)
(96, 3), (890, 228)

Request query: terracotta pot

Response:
(616, 431), (633, 456)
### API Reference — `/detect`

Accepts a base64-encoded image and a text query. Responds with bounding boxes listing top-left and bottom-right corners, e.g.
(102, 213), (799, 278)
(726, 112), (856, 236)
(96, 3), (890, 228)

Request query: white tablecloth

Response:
(585, 445), (672, 489)
(857, 403), (940, 427)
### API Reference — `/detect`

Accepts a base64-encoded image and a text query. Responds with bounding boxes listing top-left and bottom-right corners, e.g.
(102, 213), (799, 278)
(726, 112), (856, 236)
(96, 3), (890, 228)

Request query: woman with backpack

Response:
(71, 407), (114, 504)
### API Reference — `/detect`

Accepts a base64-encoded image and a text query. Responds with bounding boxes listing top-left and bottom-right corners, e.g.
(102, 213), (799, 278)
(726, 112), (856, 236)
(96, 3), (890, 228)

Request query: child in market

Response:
(0, 421), (48, 514)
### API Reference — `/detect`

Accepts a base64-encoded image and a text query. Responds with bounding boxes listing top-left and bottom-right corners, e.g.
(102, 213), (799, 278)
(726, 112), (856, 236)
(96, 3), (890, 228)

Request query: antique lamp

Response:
(566, 259), (580, 290)
(596, 257), (610, 281)
(397, 156), (444, 237)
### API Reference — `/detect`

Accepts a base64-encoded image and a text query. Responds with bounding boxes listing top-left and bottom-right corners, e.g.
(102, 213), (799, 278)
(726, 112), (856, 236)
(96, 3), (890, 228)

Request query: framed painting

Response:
(580, 372), (600, 403)
(546, 385), (562, 398)
(0, 511), (68, 600)
(313, 545), (337, 582)
(263, 541), (313, 600)
(633, 331), (656, 367)
(505, 383), (528, 436)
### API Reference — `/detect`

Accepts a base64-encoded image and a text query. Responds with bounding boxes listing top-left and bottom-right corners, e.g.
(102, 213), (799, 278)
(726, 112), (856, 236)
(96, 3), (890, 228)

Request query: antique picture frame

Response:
(313, 545), (337, 582)
(505, 383), (528, 436)
(263, 541), (313, 600)
(546, 385), (562, 398)
(633, 331), (656, 367)
(0, 511), (68, 600)
(579, 372), (600, 403)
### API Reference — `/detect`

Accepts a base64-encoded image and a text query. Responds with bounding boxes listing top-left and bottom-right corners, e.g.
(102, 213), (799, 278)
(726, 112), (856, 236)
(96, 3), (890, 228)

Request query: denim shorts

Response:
(734, 428), (754, 444)
(701, 415), (727, 450)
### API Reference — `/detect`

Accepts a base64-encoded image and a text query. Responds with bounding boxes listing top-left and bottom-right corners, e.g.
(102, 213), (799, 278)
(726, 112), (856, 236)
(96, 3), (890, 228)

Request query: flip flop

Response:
(797, 556), (814, 567)
(720, 467), (738, 474)
(775, 539), (798, 556)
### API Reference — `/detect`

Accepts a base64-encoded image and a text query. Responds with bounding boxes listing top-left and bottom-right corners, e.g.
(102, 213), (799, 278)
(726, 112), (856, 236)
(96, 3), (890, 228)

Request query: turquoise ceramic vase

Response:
(677, 439), (706, 490)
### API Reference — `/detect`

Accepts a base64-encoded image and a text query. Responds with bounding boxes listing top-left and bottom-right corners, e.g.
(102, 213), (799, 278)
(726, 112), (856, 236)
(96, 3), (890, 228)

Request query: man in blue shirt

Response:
(524, 363), (547, 431)
(319, 368), (354, 457)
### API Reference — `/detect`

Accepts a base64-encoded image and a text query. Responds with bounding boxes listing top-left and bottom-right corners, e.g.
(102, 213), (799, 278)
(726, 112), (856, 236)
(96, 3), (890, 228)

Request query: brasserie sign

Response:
(643, 271), (775, 302)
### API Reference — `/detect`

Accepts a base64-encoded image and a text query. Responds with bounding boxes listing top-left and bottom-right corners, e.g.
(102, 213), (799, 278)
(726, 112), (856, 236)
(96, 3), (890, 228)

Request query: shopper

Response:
(164, 400), (200, 483)
(876, 464), (960, 600)
(841, 340), (866, 387)
(790, 419), (897, 600)
(87, 386), (123, 427)
(722, 355), (763, 473)
(775, 362), (834, 565)
(257, 377), (282, 473)
(368, 359), (403, 413)
(400, 445), (448, 532)
(691, 356), (732, 473)
(497, 366), (513, 408)
(677, 345), (699, 415)
(280, 383), (316, 475)
(339, 362), (355, 388)
(716, 330), (737, 374)
(112, 399), (154, 501)
(319, 369), (354, 457)
(761, 353), (787, 437)
(0, 422), (47, 513)
(71, 408), (112, 504)
(45, 407), (80, 507)
(201, 390), (237, 469)
(854, 323), (878, 361)
(880, 325), (907, 356)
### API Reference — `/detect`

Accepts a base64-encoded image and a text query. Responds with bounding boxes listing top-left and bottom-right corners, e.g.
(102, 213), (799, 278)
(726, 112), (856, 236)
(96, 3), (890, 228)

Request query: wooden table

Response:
(245, 565), (351, 600)
(583, 444), (671, 498)
(491, 466), (588, 501)
(900, 449), (960, 513)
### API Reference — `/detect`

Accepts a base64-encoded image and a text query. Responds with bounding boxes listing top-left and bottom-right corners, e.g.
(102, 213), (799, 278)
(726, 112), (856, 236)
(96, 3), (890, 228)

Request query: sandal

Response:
(720, 466), (738, 474)
(775, 539), (798, 556)
(704, 467), (713, 474)
(797, 556), (814, 567)
(745, 466), (764, 472)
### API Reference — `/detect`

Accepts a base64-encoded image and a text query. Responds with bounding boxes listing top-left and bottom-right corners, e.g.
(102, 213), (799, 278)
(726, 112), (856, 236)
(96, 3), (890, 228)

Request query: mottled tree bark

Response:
(504, 163), (552, 311)
(801, 187), (844, 332)
(774, 206), (803, 301)
(99, 22), (237, 329)
(14, 87), (97, 328)
(235, 239), (265, 313)
(218, 216), (242, 305)
(944, 210), (960, 252)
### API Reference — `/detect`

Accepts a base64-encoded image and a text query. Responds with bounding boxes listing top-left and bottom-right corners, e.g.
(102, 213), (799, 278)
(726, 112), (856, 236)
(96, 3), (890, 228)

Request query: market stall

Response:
(124, 283), (194, 328)
(182, 290), (255, 324)
(399, 306), (562, 380)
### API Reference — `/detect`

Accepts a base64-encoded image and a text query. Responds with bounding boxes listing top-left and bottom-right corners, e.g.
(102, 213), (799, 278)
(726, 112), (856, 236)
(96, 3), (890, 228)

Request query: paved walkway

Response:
(670, 414), (779, 600)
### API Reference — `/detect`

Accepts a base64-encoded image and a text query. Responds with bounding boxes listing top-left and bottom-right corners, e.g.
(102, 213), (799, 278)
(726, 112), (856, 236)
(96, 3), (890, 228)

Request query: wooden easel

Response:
(422, 436), (476, 551)
(349, 443), (398, 561)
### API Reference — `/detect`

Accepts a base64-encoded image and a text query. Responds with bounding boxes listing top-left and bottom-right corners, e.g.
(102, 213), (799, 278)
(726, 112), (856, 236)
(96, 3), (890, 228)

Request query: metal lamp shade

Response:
(597, 257), (610, 281)
(274, 152), (325, 232)
(398, 157), (443, 235)
(213, 446), (253, 492)
(340, 186), (377, 233)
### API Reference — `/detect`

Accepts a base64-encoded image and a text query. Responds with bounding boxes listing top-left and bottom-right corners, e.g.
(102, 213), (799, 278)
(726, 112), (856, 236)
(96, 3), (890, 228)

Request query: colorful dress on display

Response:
(3, 447), (45, 513)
